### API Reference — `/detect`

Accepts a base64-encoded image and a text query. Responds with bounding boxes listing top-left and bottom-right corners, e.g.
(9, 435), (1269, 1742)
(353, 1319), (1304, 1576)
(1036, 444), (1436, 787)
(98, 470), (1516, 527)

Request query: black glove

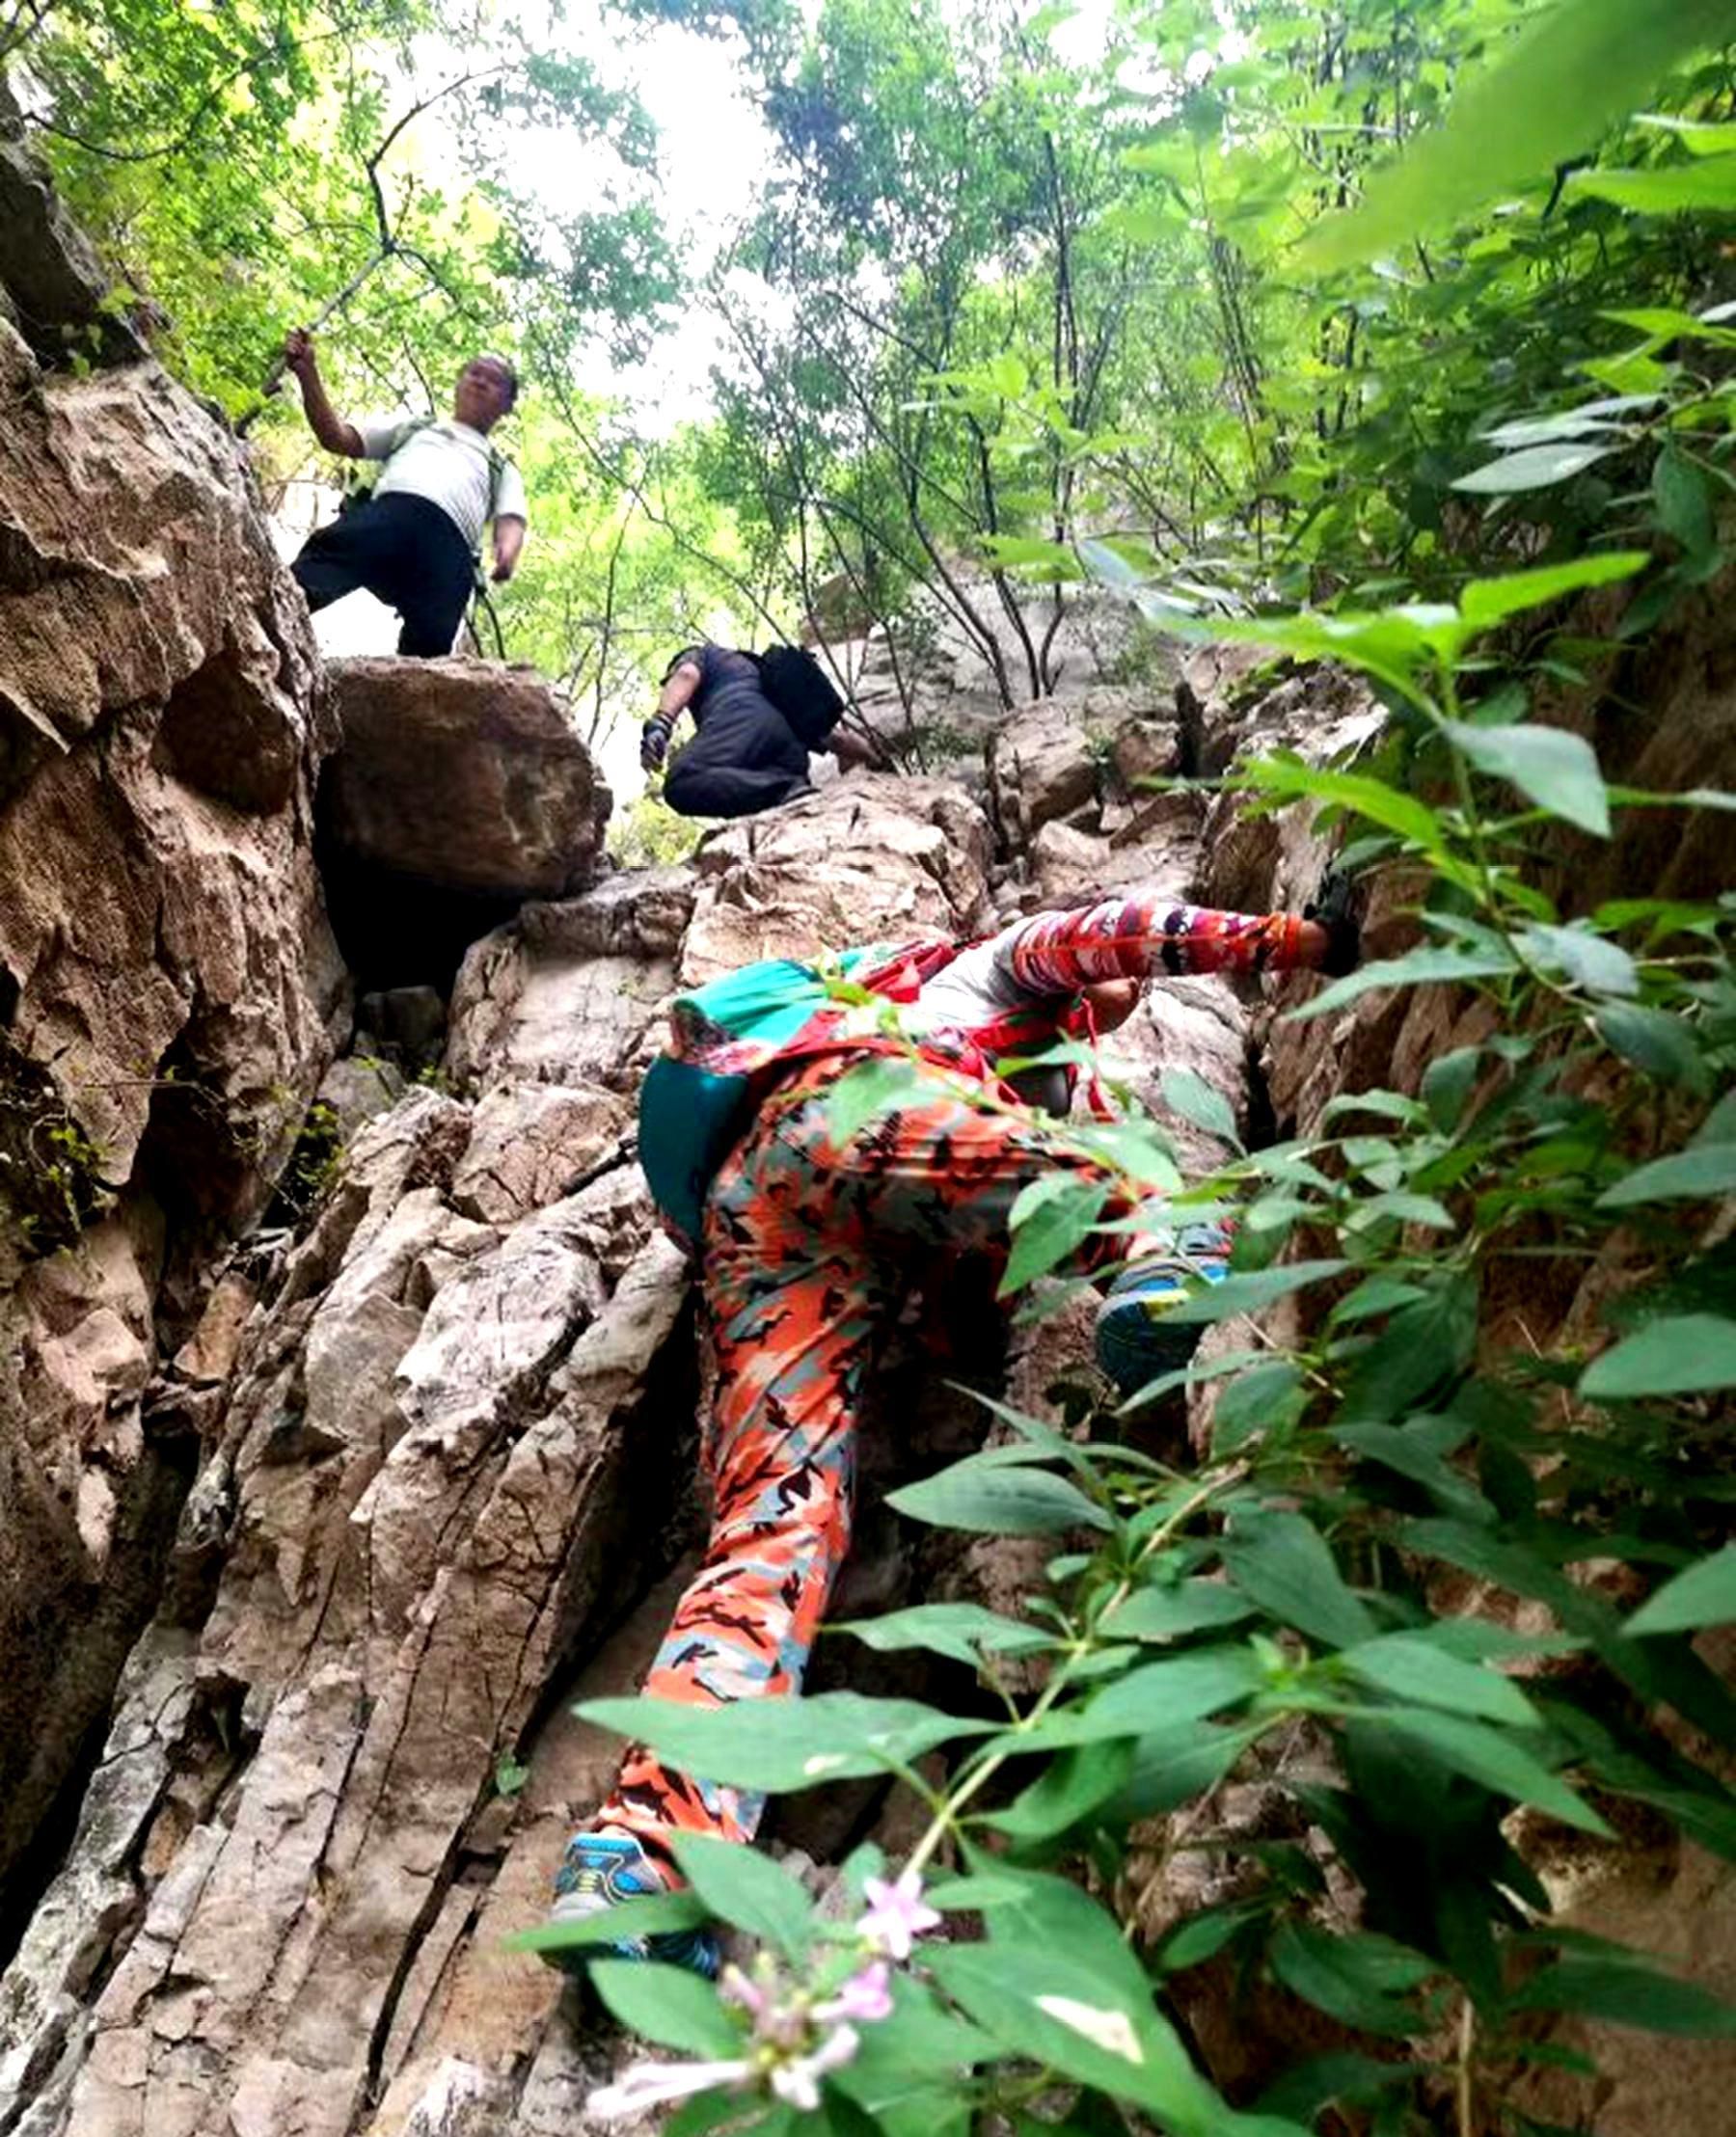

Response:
(1305, 867), (1361, 978)
(640, 712), (675, 772)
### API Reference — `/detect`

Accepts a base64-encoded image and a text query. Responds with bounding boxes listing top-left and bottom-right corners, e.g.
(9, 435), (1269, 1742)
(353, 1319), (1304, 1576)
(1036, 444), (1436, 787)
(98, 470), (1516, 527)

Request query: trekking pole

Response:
(236, 252), (395, 438)
(471, 576), (506, 660)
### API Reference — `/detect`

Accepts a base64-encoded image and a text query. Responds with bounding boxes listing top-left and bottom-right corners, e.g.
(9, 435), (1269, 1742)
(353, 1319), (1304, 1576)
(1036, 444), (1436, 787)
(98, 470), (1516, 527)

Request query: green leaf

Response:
(669, 1832), (813, 1959)
(1268, 1924), (1434, 2038)
(1653, 447), (1715, 555)
(1159, 1066), (1241, 1149)
(1059, 1647), (1267, 1743)
(925, 1940), (1236, 2135)
(1451, 443), (1615, 494)
(1580, 1314), (1736, 1398)
(1510, 1957), (1736, 2035)
(1300, 0), (1736, 270)
(1222, 1510), (1375, 1650)
(886, 1456), (1112, 1534)
(1288, 945), (1519, 1018)
(1594, 1004), (1710, 1093)
(1422, 1046), (1481, 1130)
(1342, 1633), (1541, 1727)
(1637, 115), (1736, 157)
(1100, 1581), (1256, 1642)
(1002, 1176), (1110, 1294)
(1257, 2052), (1410, 2123)
(823, 1058), (923, 1144)
(1114, 1719), (1250, 1819)
(833, 1601), (1053, 1665)
(1459, 553), (1648, 627)
(576, 1691), (994, 1792)
(1597, 1145), (1736, 1206)
(1567, 156), (1736, 215)
(982, 534), (1080, 578)
(981, 1737), (1139, 1841)
(1158, 1900), (1269, 1974)
(1443, 720), (1611, 837)
(1381, 1709), (1612, 1835)
(1239, 755), (1448, 852)
(587, 1960), (746, 2056)
(1516, 923), (1637, 995)
(507, 1890), (711, 1954)
(1624, 1547), (1736, 1637)
(1209, 1359), (1309, 1453)
(1153, 1258), (1349, 1326)
(1338, 1278), (1479, 1427)
(1207, 605), (1464, 701)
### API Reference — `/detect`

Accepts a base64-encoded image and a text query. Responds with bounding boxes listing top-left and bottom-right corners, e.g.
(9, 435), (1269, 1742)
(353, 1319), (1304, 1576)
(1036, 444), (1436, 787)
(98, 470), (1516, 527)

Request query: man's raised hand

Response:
(283, 327), (317, 378)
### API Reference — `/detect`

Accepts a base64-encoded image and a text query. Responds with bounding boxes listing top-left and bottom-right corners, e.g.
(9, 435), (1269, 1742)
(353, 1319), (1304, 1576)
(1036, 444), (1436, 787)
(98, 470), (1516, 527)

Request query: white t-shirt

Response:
(357, 417), (529, 551)
(908, 925), (1075, 1115)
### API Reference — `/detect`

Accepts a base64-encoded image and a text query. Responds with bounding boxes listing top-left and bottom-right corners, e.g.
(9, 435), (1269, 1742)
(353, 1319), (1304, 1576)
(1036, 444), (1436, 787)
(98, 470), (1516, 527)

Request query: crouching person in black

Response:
(283, 329), (528, 657)
(642, 642), (880, 819)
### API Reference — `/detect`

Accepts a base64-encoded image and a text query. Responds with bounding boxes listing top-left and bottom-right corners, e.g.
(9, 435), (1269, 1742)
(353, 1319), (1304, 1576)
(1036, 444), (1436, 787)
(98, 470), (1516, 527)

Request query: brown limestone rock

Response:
(679, 774), (993, 984)
(322, 659), (611, 900)
(988, 686), (1182, 848)
(0, 207), (339, 1936)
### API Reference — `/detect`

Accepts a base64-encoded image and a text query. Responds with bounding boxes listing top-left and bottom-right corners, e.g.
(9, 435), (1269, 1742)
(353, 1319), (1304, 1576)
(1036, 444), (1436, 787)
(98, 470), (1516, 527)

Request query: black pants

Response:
(664, 703), (812, 819)
(291, 493), (475, 658)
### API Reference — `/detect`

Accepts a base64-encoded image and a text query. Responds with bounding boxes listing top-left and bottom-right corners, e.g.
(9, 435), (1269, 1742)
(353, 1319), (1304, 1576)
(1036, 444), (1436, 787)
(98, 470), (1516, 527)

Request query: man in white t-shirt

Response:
(283, 328), (529, 657)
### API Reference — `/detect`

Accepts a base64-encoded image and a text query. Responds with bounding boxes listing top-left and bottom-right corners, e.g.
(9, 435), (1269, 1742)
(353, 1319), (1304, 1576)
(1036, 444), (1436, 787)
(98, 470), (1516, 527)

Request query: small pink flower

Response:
(817, 1959), (893, 2025)
(768, 2023), (861, 2111)
(856, 1869), (941, 1961)
(719, 1962), (768, 2016)
(585, 2055), (752, 2120)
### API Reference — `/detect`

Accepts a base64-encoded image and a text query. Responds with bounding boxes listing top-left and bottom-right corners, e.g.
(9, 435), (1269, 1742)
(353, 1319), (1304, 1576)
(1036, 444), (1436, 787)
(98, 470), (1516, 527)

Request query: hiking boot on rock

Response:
(1094, 1224), (1232, 1394)
(544, 1828), (720, 1980)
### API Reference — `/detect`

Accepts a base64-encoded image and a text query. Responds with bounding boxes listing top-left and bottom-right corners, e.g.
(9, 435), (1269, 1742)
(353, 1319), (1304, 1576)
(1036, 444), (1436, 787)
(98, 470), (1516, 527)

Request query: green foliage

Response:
(573, 569), (1736, 2127)
(273, 1097), (345, 1225)
(0, 1042), (113, 1255)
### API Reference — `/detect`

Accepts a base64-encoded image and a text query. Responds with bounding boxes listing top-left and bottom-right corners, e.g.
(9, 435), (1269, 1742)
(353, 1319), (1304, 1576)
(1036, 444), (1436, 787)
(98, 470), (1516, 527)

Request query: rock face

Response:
(5, 142), (1734, 2137)
(0, 779), (1008, 2137)
(317, 659), (613, 994)
(0, 122), (342, 1931)
(322, 659), (611, 899)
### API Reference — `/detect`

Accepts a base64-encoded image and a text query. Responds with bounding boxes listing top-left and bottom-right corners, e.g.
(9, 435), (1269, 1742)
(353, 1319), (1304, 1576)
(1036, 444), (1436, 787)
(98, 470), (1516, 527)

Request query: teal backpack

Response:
(637, 937), (964, 1241)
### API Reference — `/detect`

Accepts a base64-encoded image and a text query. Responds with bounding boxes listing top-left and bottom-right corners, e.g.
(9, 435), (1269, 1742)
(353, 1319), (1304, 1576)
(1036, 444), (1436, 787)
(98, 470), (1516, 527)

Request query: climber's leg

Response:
(391, 507), (476, 658)
(664, 753), (813, 817)
(1002, 893), (1325, 992)
(663, 703), (813, 819)
(289, 511), (375, 612)
(767, 1054), (1230, 1397)
(588, 1102), (889, 1858)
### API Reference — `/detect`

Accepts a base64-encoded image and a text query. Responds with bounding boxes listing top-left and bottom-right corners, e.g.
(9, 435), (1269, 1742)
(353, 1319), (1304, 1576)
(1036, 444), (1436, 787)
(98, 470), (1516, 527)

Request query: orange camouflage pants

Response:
(593, 1052), (1132, 1853)
(595, 896), (1309, 1856)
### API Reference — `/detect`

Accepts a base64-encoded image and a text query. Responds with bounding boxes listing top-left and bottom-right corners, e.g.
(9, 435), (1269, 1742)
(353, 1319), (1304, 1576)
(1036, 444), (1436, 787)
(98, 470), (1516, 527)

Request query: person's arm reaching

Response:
(641, 658), (703, 771)
(282, 329), (364, 456)
(491, 515), (526, 583)
(1000, 891), (1356, 996)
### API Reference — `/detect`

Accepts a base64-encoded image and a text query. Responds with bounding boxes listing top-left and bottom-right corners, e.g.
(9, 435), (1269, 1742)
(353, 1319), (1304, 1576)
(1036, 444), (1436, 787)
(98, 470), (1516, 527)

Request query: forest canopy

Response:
(13, 0), (1736, 770)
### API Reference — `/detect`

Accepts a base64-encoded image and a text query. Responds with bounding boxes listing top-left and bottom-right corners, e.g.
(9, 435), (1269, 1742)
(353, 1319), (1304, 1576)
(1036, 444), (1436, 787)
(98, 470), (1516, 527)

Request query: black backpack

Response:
(755, 645), (845, 749)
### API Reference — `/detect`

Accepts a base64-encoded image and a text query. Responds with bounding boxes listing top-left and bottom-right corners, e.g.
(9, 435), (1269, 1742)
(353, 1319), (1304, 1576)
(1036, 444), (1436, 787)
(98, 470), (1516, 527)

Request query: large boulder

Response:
(321, 659), (610, 900)
(680, 774), (993, 982)
(0, 80), (135, 365)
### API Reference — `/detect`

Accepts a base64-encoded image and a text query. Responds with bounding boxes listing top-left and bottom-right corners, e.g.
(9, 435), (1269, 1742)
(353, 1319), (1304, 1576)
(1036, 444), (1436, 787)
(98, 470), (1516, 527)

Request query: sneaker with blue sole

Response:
(544, 1828), (720, 1981)
(1095, 1224), (1232, 1396)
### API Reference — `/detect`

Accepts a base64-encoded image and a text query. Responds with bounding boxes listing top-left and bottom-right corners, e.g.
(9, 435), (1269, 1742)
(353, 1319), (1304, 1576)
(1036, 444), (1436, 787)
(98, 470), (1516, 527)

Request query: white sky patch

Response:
(509, 14), (777, 430)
